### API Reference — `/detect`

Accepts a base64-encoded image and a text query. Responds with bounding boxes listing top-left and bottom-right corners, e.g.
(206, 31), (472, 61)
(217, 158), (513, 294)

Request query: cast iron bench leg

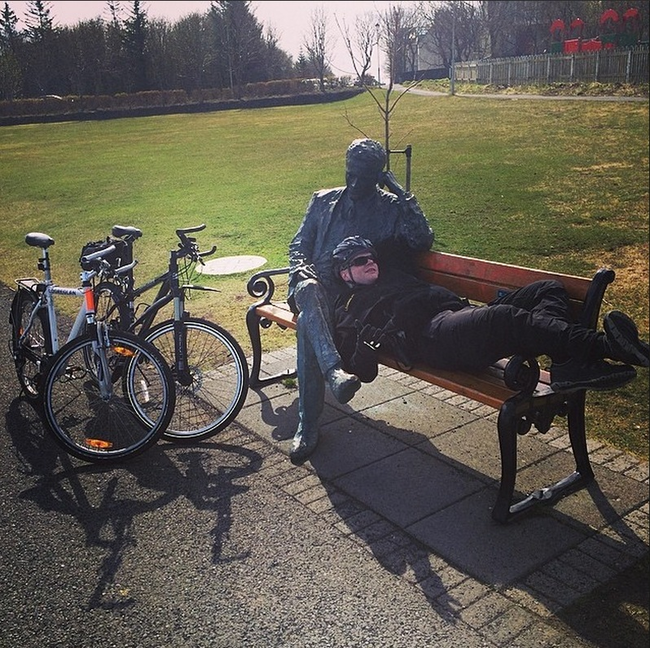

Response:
(246, 306), (297, 388)
(246, 305), (265, 387)
(567, 391), (595, 482)
(493, 400), (519, 523)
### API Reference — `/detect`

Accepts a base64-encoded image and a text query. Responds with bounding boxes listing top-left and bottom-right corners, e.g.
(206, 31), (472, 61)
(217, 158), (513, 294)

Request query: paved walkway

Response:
(1, 278), (647, 647)
(393, 84), (649, 102)
(236, 345), (649, 641)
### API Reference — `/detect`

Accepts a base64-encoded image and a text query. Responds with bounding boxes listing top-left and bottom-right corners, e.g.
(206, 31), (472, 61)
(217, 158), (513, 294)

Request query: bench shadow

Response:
(252, 387), (647, 630)
(5, 396), (263, 611)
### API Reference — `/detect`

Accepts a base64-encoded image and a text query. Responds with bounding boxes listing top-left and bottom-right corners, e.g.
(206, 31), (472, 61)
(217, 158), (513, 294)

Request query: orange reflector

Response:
(113, 346), (135, 357)
(87, 439), (113, 449)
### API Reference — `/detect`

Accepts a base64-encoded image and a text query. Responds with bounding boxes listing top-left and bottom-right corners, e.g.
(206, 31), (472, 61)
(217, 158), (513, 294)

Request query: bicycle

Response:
(88, 223), (249, 443)
(9, 231), (177, 462)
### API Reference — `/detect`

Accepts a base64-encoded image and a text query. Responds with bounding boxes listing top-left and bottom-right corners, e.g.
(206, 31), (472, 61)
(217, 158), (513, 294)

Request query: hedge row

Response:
(0, 78), (356, 121)
(0, 85), (364, 126)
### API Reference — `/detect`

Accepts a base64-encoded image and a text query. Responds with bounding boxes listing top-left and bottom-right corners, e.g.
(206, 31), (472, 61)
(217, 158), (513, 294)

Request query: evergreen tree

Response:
(24, 0), (55, 42)
(0, 2), (19, 53)
(23, 0), (58, 95)
(0, 2), (22, 99)
(123, 0), (148, 92)
(209, 1), (265, 93)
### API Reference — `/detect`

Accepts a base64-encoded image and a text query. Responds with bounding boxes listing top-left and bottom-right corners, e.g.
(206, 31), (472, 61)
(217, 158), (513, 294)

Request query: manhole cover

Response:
(197, 255), (267, 276)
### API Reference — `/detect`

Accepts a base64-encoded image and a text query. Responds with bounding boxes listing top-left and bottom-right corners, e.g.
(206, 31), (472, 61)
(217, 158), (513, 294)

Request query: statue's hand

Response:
(378, 170), (405, 197)
(296, 263), (318, 281)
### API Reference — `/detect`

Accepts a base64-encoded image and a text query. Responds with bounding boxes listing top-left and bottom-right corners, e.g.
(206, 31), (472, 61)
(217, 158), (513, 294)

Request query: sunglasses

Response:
(349, 254), (377, 267)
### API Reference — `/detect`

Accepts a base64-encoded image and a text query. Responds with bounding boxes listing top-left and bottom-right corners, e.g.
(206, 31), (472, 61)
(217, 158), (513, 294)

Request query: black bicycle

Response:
(87, 224), (249, 443)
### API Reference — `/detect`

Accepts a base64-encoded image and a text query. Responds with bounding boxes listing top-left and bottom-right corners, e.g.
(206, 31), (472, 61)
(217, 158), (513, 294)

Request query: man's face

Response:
(345, 163), (379, 201)
(340, 252), (379, 285)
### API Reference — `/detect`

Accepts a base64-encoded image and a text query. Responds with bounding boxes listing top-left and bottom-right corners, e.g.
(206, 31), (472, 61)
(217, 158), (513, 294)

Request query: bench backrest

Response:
(415, 251), (592, 321)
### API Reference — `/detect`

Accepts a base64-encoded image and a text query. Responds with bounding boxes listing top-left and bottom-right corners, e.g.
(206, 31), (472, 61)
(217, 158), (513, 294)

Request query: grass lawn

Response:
(0, 90), (647, 459)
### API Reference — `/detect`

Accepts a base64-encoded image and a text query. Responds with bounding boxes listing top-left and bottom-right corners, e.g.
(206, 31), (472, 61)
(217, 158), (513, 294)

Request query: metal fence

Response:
(454, 46), (649, 85)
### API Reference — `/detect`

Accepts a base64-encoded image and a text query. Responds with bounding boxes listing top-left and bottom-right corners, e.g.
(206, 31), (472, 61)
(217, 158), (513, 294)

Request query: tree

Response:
(24, 0), (55, 42)
(146, 17), (175, 90)
(102, 0), (127, 95)
(338, 4), (423, 181)
(0, 1), (19, 53)
(336, 10), (377, 86)
(0, 2), (22, 99)
(260, 24), (294, 81)
(167, 12), (213, 93)
(302, 5), (332, 91)
(372, 3), (423, 168)
(58, 19), (108, 96)
(417, 1), (484, 72)
(209, 1), (266, 94)
(122, 0), (148, 92)
(22, 0), (58, 95)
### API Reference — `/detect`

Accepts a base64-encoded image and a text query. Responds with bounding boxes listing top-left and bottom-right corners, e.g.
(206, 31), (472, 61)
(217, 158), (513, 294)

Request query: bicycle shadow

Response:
(5, 396), (262, 611)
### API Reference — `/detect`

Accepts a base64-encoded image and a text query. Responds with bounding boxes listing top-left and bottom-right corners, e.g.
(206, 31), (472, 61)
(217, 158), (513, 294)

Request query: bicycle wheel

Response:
(42, 330), (175, 462)
(10, 287), (51, 400)
(144, 317), (249, 442)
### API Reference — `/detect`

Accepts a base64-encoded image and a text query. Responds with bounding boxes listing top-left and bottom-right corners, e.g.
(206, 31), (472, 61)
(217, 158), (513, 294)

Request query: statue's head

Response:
(345, 138), (386, 176)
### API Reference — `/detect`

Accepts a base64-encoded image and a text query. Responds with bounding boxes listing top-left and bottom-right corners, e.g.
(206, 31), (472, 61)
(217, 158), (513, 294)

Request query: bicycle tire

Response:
(144, 317), (249, 442)
(10, 287), (51, 400)
(41, 329), (175, 462)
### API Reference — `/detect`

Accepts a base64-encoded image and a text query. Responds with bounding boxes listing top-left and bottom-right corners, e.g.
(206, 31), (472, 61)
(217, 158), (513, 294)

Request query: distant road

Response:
(393, 84), (649, 102)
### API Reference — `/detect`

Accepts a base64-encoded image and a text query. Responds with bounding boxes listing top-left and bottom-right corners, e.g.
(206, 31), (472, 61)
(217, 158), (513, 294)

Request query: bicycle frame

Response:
(16, 244), (95, 356)
(101, 226), (218, 384)
(14, 234), (133, 401)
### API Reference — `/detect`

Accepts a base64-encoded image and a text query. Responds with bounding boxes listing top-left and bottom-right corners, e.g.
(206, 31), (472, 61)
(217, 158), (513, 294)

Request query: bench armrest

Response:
(580, 268), (615, 329)
(247, 266), (291, 306)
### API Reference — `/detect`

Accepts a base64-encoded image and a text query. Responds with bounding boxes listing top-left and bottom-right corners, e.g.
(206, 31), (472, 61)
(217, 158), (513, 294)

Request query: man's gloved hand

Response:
(355, 319), (413, 369)
(356, 321), (394, 350)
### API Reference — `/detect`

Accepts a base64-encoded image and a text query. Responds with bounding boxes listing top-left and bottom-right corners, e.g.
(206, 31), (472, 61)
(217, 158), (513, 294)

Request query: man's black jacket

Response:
(332, 268), (467, 381)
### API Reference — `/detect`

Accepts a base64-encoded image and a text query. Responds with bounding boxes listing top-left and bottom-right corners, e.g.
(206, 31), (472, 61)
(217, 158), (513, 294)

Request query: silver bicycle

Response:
(9, 232), (176, 462)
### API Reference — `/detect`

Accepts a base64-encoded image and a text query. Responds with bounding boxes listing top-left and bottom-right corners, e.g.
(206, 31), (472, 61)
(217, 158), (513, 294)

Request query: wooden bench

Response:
(245, 250), (615, 523)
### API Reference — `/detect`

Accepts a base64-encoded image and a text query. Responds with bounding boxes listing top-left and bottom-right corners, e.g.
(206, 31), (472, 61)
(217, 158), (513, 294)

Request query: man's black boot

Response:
(603, 310), (650, 368)
(550, 358), (637, 393)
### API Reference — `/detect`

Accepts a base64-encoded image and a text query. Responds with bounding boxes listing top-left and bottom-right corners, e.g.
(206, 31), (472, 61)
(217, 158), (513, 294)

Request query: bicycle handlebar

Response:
(176, 224), (206, 237)
(107, 222), (216, 264)
(174, 224), (216, 262)
(80, 243), (117, 265)
(114, 259), (138, 275)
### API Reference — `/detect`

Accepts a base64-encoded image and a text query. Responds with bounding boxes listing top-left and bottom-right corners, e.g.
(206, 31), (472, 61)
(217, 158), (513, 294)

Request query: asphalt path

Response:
(2, 276), (647, 648)
(393, 84), (649, 102)
(0, 282), (492, 648)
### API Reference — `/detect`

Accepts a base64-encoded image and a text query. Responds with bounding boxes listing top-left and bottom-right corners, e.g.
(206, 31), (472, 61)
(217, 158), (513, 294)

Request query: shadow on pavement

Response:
(5, 396), (262, 610)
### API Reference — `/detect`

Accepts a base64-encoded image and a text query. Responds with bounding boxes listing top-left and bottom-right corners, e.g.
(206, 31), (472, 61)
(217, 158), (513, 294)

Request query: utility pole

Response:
(450, 2), (456, 95)
(375, 22), (381, 85)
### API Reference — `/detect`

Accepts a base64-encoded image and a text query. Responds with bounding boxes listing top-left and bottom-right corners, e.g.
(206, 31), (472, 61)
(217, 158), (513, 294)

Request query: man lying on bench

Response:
(331, 235), (648, 397)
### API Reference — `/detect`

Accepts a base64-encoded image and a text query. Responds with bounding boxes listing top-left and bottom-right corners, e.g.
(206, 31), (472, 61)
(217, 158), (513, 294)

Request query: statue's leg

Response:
(289, 280), (360, 463)
(293, 280), (360, 403)
(290, 323), (325, 464)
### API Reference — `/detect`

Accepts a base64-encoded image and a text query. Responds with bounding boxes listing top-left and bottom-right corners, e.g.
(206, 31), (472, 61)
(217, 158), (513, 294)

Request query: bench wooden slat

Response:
(258, 303), (296, 329)
(416, 252), (591, 319)
(380, 354), (553, 410)
(416, 251), (591, 299)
